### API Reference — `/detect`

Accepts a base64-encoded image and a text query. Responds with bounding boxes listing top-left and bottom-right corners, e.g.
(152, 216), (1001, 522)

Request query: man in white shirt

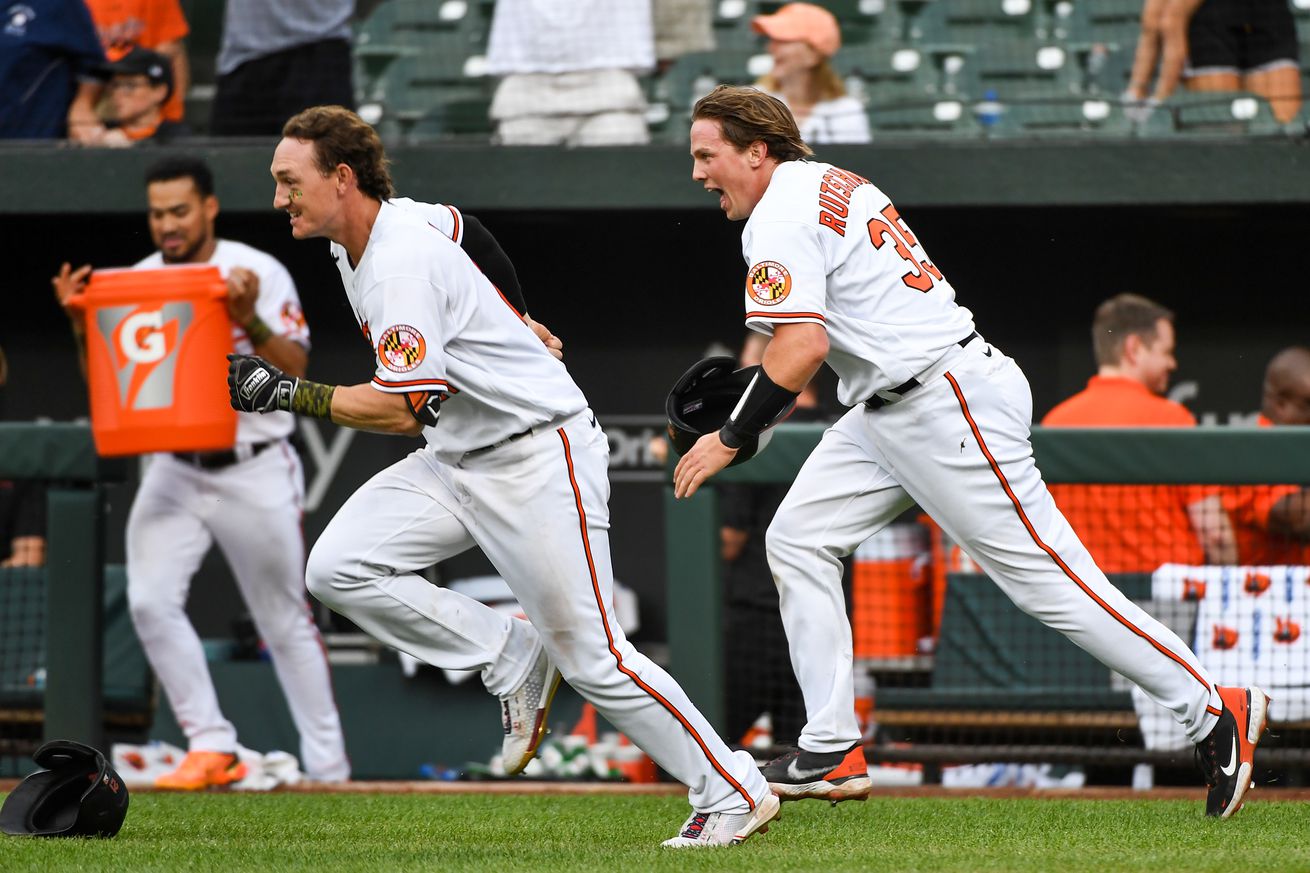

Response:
(486, 0), (654, 146)
(674, 84), (1268, 819)
(227, 105), (780, 846)
(53, 156), (348, 790)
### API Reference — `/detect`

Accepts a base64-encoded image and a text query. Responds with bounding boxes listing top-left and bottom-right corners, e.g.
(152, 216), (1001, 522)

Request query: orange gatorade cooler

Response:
(851, 522), (931, 657)
(72, 265), (236, 456)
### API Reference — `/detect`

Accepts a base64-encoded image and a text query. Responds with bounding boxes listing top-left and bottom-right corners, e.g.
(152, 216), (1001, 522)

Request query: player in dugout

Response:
(1042, 293), (1237, 572)
(673, 84), (1268, 819)
(1224, 346), (1310, 564)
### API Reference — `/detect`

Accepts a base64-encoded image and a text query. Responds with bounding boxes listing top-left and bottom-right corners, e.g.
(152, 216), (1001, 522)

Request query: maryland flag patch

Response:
(746, 260), (791, 306)
(378, 324), (426, 373)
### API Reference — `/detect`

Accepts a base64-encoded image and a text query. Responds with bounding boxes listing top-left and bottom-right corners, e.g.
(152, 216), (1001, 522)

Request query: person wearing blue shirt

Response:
(0, 0), (106, 139)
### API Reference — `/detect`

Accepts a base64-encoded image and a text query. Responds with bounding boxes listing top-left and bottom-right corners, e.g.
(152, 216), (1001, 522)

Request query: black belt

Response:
(173, 440), (277, 470)
(864, 332), (980, 411)
(464, 426), (534, 458)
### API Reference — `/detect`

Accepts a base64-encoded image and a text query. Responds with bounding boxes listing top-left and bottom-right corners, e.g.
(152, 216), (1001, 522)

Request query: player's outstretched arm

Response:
(227, 354), (424, 436)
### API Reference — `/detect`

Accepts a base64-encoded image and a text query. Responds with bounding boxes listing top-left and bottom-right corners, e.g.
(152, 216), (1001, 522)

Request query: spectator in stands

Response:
(751, 2), (870, 145)
(1126, 0), (1301, 124)
(1223, 346), (1310, 565)
(0, 345), (46, 568)
(98, 46), (191, 146)
(1042, 293), (1237, 572)
(486, 0), (655, 146)
(720, 332), (830, 746)
(209, 0), (354, 136)
(1185, 0), (1301, 123)
(0, 0), (105, 139)
(653, 0), (714, 72)
(68, 0), (190, 144)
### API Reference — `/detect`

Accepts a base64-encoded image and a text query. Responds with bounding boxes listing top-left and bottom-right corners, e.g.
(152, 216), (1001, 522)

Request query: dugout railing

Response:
(0, 423), (134, 774)
(665, 425), (1310, 774)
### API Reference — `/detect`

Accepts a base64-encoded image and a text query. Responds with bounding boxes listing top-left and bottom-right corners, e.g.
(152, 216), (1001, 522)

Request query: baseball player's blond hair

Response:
(282, 105), (395, 202)
(692, 85), (814, 163)
(1091, 293), (1175, 367)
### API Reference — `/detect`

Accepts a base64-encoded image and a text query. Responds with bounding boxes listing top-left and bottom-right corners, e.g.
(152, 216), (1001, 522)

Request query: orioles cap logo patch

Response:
(747, 261), (791, 306)
(378, 324), (426, 373)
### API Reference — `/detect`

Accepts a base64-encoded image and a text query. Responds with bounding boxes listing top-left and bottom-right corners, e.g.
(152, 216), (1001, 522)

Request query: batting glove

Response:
(227, 354), (297, 414)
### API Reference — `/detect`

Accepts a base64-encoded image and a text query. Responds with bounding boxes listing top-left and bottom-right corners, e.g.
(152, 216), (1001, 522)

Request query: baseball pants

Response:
(126, 442), (350, 780)
(306, 410), (769, 814)
(767, 337), (1223, 753)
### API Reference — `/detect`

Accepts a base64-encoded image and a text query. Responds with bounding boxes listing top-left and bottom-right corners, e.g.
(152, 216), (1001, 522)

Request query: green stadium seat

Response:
(1140, 91), (1285, 137)
(407, 96), (495, 140)
(1069, 42), (1134, 96)
(869, 99), (981, 138)
(976, 38), (1080, 95)
(989, 97), (1133, 137)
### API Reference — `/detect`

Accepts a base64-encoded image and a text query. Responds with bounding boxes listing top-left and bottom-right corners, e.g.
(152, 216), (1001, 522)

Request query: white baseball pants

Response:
(306, 410), (769, 814)
(126, 443), (350, 781)
(767, 338), (1223, 753)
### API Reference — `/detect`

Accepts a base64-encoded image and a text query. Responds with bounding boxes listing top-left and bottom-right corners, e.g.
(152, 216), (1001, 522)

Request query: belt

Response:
(464, 426), (535, 458)
(864, 332), (980, 411)
(172, 440), (277, 470)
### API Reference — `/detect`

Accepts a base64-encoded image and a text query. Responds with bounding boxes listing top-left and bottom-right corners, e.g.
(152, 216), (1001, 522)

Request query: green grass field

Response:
(2, 792), (1307, 873)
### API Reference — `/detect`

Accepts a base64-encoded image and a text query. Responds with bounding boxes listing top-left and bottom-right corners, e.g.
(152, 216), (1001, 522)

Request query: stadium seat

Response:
(1137, 91), (1285, 137)
(976, 38), (1079, 95)
(869, 99), (981, 139)
(989, 97), (1133, 137)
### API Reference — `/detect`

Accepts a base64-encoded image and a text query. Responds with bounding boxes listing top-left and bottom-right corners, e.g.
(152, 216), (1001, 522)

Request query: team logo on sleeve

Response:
(746, 261), (792, 306)
(280, 301), (308, 334)
(377, 324), (426, 373)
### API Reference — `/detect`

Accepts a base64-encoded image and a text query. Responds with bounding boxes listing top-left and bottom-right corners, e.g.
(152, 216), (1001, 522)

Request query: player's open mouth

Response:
(706, 187), (727, 210)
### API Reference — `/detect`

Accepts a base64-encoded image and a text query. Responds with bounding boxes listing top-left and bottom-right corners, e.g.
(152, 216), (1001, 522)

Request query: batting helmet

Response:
(665, 356), (794, 466)
(0, 741), (129, 838)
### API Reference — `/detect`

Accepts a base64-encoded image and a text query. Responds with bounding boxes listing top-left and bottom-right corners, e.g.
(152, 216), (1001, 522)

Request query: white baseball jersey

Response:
(306, 197), (771, 819)
(136, 239), (309, 445)
(330, 201), (586, 461)
(741, 160), (975, 406)
(747, 160), (1224, 760)
(330, 197), (464, 290)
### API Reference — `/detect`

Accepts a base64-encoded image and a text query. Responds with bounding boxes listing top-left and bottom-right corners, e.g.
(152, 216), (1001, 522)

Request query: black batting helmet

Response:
(0, 741), (129, 838)
(665, 356), (793, 467)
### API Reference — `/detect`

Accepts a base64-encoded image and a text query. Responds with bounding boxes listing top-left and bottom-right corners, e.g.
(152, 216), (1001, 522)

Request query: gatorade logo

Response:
(97, 302), (193, 410)
(119, 311), (168, 363)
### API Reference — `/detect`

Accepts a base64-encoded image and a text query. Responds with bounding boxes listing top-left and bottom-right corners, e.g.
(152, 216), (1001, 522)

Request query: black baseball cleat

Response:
(760, 743), (871, 805)
(1195, 685), (1271, 818)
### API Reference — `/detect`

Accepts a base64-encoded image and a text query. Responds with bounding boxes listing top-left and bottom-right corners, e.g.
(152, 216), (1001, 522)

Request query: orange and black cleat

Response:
(1195, 685), (1271, 818)
(760, 743), (871, 805)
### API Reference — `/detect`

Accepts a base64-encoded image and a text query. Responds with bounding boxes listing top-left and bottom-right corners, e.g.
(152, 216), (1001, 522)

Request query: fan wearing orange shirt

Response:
(1224, 347), (1310, 565)
(1042, 293), (1236, 572)
(66, 0), (190, 144)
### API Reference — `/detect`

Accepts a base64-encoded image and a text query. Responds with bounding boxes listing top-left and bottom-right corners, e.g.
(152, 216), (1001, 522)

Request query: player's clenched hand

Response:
(52, 263), (92, 309)
(226, 267), (260, 324)
(227, 354), (297, 414)
(524, 315), (564, 360)
(673, 431), (739, 499)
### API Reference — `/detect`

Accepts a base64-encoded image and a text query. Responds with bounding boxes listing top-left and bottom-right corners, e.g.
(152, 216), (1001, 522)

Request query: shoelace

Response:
(680, 812), (710, 839)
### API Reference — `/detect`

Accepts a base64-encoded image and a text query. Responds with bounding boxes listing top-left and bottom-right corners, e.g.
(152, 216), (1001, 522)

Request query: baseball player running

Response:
(53, 156), (349, 789)
(226, 106), (779, 846)
(674, 85), (1268, 818)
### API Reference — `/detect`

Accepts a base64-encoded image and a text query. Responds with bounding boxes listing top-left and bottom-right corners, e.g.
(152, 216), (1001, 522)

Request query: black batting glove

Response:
(227, 353), (297, 414)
